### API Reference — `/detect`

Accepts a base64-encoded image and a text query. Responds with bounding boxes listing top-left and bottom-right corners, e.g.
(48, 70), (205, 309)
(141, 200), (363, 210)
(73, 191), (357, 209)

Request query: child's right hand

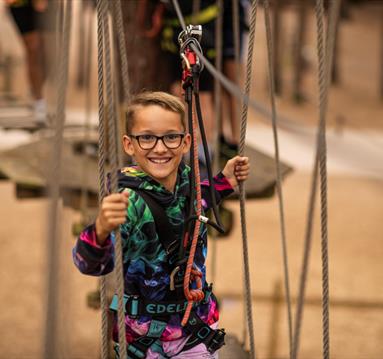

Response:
(95, 191), (129, 245)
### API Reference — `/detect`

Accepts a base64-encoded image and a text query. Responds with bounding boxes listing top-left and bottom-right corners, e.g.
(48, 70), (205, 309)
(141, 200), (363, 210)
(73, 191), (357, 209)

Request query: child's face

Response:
(123, 105), (191, 191)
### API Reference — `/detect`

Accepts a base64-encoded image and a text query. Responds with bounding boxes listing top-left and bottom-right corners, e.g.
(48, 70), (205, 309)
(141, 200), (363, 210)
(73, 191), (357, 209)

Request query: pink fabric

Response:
(145, 323), (219, 359)
(79, 228), (111, 248)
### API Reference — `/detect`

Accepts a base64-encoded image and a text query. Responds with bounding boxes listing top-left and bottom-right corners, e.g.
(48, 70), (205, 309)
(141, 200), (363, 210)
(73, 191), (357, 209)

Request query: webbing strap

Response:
(110, 294), (189, 317)
(134, 189), (179, 256)
(182, 311), (226, 353)
(114, 311), (224, 358)
(109, 285), (213, 317)
(114, 320), (168, 359)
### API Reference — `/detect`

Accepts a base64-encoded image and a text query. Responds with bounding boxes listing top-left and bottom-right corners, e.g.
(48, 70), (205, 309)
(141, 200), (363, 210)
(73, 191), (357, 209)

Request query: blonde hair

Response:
(125, 91), (186, 134)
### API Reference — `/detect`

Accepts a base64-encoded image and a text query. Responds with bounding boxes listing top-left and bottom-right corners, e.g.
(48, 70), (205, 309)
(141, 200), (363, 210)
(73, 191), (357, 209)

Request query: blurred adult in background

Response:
(5, 0), (49, 124)
(138, 0), (249, 164)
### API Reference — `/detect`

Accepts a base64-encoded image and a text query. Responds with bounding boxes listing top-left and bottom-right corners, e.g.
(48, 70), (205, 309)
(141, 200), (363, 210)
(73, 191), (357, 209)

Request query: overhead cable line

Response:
(172, 0), (316, 137)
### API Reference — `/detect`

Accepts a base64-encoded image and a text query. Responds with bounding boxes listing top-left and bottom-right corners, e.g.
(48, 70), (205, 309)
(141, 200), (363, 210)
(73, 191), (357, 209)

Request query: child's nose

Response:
(153, 138), (167, 152)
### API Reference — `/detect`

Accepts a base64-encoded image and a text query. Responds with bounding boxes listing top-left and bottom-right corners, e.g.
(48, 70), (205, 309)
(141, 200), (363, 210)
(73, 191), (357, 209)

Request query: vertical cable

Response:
(263, 0), (293, 357)
(43, 1), (72, 358)
(238, 1), (259, 358)
(292, 1), (341, 358)
(100, 0), (127, 357)
(96, 0), (110, 357)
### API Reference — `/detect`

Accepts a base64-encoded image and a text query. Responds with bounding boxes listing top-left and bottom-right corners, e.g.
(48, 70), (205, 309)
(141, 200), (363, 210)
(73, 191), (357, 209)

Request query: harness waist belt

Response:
(110, 285), (213, 318)
(110, 294), (193, 317)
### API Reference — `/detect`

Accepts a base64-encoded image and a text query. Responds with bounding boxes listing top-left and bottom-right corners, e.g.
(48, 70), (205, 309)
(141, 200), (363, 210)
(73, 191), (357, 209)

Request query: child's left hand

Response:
(222, 156), (250, 188)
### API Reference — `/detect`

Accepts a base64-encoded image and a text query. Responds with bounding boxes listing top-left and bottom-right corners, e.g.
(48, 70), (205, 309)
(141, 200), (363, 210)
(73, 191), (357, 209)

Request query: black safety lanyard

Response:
(179, 31), (225, 261)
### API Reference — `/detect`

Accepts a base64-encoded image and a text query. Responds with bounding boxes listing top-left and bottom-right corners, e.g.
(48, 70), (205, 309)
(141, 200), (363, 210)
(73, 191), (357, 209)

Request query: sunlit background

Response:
(0, 1), (382, 358)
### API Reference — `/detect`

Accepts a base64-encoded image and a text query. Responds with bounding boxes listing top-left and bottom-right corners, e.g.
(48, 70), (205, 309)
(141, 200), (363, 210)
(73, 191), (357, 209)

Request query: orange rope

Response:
(181, 101), (204, 326)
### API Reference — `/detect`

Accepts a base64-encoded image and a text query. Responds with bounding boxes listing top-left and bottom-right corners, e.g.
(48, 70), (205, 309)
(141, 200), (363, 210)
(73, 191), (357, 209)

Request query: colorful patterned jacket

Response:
(72, 162), (234, 344)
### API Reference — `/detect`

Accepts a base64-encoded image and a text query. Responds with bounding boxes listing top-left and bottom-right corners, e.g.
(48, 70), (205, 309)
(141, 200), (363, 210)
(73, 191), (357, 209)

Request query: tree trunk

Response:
(120, 1), (170, 94)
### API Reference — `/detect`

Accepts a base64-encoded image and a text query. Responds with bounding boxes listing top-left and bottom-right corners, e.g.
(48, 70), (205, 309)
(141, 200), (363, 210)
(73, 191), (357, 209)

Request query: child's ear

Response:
(182, 133), (191, 154)
(123, 135), (135, 156)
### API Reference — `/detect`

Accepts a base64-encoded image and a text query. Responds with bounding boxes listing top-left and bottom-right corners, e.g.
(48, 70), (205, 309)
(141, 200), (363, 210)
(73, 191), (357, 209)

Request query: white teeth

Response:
(150, 158), (170, 164)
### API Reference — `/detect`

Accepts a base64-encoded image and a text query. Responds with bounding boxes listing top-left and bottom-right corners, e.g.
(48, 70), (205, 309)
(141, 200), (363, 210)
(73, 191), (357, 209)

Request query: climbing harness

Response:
(106, 24), (230, 359)
(109, 185), (225, 358)
(112, 312), (224, 359)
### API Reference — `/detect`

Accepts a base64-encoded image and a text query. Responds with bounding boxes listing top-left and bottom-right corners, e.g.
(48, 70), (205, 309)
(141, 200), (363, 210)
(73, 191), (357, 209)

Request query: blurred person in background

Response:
(5, 0), (49, 124)
(138, 0), (249, 166)
(136, 0), (249, 236)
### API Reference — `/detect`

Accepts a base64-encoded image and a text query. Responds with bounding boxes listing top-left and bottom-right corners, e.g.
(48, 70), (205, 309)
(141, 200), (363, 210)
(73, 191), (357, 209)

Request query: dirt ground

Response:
(0, 3), (383, 359)
(1, 172), (382, 359)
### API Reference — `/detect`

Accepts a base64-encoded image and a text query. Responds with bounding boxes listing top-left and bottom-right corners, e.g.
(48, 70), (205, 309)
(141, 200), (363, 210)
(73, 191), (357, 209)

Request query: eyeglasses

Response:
(129, 133), (185, 150)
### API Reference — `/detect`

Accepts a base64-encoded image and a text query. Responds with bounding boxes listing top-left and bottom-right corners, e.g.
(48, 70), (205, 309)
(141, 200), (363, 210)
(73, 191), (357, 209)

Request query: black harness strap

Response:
(110, 293), (192, 317)
(134, 189), (179, 256)
(115, 190), (226, 356)
(181, 311), (226, 354)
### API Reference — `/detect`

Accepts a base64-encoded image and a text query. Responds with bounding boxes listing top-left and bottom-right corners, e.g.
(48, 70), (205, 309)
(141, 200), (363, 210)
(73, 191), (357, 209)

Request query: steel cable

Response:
(315, 1), (342, 357)
(237, 1), (259, 358)
(100, 0), (127, 357)
(172, 0), (311, 136)
(231, 0), (249, 348)
(263, 1), (293, 358)
(292, 1), (341, 358)
(172, 0), (258, 356)
(43, 1), (72, 358)
(96, 0), (110, 357)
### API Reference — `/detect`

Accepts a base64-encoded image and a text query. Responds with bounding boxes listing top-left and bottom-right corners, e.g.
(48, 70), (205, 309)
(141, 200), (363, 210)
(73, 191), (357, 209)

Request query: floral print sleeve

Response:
(200, 172), (234, 210)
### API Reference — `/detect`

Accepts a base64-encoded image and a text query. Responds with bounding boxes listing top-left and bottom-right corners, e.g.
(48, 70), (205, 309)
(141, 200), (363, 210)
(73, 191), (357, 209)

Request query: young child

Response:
(73, 91), (250, 358)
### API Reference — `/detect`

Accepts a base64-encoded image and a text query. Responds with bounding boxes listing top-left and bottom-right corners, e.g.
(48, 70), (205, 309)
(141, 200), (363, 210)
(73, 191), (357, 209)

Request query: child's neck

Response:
(136, 165), (177, 193)
(158, 174), (177, 193)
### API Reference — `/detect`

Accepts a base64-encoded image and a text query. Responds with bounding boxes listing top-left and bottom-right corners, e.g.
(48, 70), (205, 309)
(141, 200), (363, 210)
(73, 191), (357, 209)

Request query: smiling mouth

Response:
(149, 158), (172, 164)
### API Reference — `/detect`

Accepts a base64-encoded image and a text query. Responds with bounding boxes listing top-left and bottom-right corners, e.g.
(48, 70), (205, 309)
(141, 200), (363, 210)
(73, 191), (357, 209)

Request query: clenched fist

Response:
(222, 156), (250, 188)
(95, 191), (129, 245)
